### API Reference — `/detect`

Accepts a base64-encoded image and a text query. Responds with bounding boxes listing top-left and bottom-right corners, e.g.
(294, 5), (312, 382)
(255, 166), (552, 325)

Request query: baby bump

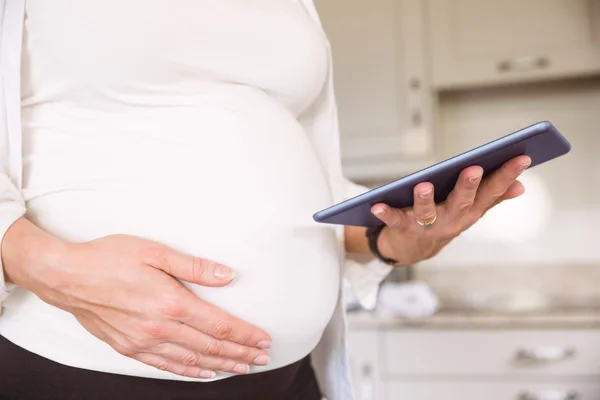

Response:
(24, 91), (341, 368)
(26, 187), (341, 370)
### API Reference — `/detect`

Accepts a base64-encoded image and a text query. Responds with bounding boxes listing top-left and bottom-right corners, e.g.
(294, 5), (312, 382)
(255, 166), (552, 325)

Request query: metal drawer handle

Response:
(358, 363), (375, 400)
(516, 346), (576, 362)
(497, 56), (550, 72)
(518, 390), (579, 400)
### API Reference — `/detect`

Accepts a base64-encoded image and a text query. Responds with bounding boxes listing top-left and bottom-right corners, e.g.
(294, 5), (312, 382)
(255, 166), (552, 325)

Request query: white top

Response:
(6, 0), (339, 377)
(0, 1), (393, 399)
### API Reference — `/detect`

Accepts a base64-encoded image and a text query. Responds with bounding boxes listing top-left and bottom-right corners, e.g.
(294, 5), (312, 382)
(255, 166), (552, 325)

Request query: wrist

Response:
(2, 218), (72, 290)
(344, 225), (370, 254)
(376, 226), (398, 264)
(365, 225), (399, 266)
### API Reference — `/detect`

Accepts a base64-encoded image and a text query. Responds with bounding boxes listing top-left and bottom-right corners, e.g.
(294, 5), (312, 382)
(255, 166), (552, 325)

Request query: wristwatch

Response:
(365, 225), (398, 266)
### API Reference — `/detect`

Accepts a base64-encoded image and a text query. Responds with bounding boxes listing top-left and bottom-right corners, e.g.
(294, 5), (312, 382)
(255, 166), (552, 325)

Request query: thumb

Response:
(371, 203), (407, 229)
(144, 247), (236, 287)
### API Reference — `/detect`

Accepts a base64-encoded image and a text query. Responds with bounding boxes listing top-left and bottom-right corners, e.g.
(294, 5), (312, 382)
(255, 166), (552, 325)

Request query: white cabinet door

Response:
(428, 0), (600, 89)
(316, 0), (434, 182)
(346, 329), (383, 400)
(387, 381), (600, 400)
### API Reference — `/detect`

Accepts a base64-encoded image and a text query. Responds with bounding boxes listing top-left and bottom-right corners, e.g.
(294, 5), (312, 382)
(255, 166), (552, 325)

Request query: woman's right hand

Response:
(2, 219), (271, 379)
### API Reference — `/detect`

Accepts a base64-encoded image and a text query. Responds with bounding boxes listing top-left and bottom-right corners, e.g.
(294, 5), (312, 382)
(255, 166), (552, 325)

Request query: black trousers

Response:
(0, 335), (322, 400)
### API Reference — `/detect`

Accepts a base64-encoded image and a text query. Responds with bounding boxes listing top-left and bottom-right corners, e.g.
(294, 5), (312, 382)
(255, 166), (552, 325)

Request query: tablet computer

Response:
(313, 121), (571, 227)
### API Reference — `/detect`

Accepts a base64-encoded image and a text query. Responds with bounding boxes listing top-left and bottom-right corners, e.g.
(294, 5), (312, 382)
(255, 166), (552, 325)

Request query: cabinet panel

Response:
(317, 0), (434, 181)
(429, 0), (600, 89)
(383, 330), (600, 376)
(388, 381), (600, 400)
(347, 330), (382, 400)
(318, 0), (402, 139)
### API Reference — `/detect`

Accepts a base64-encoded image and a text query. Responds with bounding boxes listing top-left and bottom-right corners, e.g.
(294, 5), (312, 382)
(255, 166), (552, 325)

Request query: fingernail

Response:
(214, 265), (236, 280)
(253, 355), (270, 366)
(199, 370), (216, 379)
(469, 174), (482, 183)
(518, 162), (531, 174)
(419, 189), (433, 199)
(233, 363), (250, 374)
(372, 209), (385, 218)
(257, 340), (271, 349)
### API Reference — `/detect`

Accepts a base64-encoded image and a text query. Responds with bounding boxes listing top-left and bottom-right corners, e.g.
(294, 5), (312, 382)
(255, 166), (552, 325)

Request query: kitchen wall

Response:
(439, 78), (600, 208)
(317, 0), (600, 269)
(419, 77), (600, 269)
(316, 0), (600, 280)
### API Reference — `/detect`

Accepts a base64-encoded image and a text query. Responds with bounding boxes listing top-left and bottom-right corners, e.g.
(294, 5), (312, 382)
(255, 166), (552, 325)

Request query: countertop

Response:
(347, 309), (600, 330)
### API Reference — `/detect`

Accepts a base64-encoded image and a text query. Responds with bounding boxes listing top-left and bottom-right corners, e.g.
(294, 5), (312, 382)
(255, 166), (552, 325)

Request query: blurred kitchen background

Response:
(315, 0), (600, 399)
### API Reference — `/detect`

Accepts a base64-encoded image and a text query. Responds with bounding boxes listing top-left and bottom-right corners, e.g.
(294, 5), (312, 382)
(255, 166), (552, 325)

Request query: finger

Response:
(79, 311), (265, 376)
(152, 342), (261, 375)
(179, 296), (272, 349)
(473, 156), (531, 213)
(134, 353), (217, 379)
(482, 180), (526, 216)
(109, 288), (271, 351)
(446, 166), (483, 214)
(75, 311), (149, 361)
(75, 314), (219, 378)
(371, 203), (408, 229)
(74, 313), (111, 344)
(501, 179), (526, 201)
(412, 182), (436, 225)
(143, 246), (236, 286)
(169, 324), (269, 367)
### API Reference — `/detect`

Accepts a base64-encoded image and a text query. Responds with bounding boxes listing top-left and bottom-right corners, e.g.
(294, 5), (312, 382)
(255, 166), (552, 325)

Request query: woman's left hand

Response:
(372, 155), (532, 266)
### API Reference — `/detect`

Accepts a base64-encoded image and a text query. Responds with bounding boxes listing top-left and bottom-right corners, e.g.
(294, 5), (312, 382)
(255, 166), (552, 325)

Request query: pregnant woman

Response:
(0, 1), (530, 399)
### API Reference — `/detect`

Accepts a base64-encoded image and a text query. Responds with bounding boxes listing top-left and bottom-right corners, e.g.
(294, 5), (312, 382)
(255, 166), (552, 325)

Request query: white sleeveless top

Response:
(0, 0), (341, 380)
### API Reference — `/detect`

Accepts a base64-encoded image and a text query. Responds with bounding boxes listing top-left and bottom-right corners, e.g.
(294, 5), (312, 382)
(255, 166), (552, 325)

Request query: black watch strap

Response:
(365, 225), (398, 266)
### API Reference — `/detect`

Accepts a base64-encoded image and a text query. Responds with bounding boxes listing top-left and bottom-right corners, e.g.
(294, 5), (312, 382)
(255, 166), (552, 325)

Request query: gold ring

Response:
(417, 215), (437, 227)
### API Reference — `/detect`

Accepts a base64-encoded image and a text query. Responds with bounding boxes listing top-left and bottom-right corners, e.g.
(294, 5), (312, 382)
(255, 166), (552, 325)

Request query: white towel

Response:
(375, 281), (439, 319)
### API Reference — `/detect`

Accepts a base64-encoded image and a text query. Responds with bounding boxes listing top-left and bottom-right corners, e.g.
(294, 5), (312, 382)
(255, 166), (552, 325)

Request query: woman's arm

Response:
(344, 225), (369, 255)
(344, 156), (530, 265)
(2, 218), (272, 378)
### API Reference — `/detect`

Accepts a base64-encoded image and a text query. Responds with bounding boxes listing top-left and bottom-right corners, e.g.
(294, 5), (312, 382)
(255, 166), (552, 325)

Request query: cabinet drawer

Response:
(427, 0), (600, 89)
(383, 330), (600, 376)
(387, 381), (600, 400)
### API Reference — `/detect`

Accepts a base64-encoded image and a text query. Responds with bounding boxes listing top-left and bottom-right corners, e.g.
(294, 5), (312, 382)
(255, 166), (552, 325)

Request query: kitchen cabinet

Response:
(347, 330), (383, 400)
(345, 313), (600, 400)
(316, 0), (435, 182)
(316, 0), (600, 182)
(428, 0), (600, 89)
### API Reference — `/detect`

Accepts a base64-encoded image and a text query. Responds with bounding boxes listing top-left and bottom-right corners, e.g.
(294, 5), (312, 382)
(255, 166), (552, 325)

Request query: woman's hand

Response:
(371, 155), (531, 265)
(2, 219), (271, 379)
